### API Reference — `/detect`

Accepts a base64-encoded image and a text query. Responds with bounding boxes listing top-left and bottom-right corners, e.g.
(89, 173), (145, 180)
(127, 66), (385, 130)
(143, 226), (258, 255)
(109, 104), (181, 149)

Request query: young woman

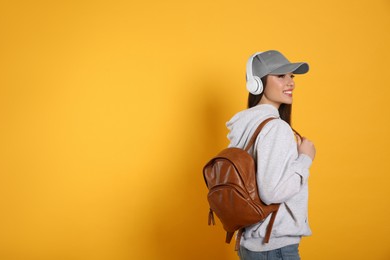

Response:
(226, 50), (316, 260)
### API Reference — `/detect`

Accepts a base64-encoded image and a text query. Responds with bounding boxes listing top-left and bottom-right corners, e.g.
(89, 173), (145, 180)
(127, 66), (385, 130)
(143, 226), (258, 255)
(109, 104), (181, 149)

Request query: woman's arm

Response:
(255, 120), (313, 205)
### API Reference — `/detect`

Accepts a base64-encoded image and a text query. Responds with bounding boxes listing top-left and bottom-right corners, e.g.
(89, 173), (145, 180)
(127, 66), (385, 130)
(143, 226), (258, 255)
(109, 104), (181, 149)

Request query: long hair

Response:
(247, 76), (301, 139)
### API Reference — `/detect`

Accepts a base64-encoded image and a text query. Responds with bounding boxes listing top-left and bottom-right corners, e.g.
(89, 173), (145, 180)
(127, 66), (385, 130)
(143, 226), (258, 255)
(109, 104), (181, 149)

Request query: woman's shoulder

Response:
(264, 117), (291, 129)
(261, 118), (294, 137)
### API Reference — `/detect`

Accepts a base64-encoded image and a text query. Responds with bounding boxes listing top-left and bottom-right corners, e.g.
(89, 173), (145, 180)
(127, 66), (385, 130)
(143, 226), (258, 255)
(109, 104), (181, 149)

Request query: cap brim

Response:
(269, 62), (309, 75)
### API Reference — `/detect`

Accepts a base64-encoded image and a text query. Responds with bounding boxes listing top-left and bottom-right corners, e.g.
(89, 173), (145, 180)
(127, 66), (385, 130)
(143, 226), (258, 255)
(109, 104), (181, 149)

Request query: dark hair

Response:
(247, 75), (301, 139)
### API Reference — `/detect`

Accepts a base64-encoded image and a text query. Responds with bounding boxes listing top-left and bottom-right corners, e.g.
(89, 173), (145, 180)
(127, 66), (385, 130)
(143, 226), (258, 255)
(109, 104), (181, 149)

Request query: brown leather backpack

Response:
(203, 118), (280, 250)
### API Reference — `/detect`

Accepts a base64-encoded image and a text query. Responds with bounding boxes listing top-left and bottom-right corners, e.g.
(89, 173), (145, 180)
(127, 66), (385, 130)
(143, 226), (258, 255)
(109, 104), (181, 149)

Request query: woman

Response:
(226, 50), (316, 260)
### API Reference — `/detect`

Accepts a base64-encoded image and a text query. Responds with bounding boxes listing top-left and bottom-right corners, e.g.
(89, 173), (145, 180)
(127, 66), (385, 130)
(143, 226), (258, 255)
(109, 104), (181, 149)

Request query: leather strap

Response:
(263, 205), (280, 243)
(234, 229), (244, 251)
(244, 118), (277, 152)
(226, 232), (235, 244)
(208, 209), (215, 226)
(244, 118), (280, 244)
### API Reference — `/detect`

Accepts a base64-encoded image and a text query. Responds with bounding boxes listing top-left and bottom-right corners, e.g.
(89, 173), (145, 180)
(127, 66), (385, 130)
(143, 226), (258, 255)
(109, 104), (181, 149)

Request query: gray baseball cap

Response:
(252, 50), (309, 78)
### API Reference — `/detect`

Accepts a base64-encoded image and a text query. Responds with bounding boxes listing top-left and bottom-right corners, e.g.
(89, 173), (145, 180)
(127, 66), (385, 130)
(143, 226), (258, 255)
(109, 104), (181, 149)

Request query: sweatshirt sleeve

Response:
(255, 120), (312, 205)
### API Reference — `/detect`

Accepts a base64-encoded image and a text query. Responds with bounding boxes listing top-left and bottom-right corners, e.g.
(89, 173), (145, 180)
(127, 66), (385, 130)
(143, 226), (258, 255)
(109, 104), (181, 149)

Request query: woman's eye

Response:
(278, 74), (295, 79)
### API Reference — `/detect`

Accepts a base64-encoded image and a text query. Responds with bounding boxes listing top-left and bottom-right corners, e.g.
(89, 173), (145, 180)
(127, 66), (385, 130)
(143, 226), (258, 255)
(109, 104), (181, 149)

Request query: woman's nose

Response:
(287, 76), (295, 87)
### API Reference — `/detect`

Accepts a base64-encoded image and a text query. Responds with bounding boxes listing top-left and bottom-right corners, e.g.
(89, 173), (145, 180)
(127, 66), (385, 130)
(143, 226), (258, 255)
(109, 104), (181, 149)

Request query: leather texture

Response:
(203, 118), (280, 250)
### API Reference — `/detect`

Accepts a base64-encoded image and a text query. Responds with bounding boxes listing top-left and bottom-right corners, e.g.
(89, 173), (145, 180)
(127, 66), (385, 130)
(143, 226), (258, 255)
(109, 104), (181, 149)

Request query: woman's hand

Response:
(298, 137), (316, 161)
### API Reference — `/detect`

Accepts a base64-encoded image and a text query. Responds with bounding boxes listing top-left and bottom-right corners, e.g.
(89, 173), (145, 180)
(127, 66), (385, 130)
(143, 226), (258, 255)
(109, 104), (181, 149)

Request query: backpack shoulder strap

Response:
(244, 117), (277, 152)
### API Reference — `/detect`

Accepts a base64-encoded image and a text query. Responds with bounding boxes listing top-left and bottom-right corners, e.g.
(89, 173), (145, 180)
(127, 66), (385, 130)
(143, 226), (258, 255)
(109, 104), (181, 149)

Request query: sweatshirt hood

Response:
(226, 104), (280, 148)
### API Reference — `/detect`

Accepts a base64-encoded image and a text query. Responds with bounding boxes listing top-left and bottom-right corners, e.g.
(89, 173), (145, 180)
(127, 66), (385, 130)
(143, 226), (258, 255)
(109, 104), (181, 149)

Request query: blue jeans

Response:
(238, 244), (300, 260)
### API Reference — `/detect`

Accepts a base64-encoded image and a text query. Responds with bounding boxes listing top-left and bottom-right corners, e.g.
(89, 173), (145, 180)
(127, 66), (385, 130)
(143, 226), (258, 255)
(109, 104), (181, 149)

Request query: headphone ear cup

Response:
(253, 76), (263, 94)
(246, 76), (263, 95)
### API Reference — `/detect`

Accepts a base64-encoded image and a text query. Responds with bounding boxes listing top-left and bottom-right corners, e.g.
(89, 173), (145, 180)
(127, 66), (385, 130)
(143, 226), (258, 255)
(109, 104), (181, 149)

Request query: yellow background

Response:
(0, 0), (389, 259)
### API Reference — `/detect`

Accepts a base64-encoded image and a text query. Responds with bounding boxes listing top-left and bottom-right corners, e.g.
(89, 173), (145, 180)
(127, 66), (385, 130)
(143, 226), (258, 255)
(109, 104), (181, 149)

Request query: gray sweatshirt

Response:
(226, 104), (312, 252)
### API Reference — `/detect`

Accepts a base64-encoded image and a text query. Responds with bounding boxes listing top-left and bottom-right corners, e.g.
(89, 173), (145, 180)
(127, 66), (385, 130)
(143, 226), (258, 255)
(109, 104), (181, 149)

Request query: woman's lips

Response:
(283, 89), (293, 97)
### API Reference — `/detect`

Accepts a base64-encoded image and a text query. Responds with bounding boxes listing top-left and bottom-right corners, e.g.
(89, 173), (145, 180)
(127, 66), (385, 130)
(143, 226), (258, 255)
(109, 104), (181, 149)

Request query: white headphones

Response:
(246, 52), (264, 95)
